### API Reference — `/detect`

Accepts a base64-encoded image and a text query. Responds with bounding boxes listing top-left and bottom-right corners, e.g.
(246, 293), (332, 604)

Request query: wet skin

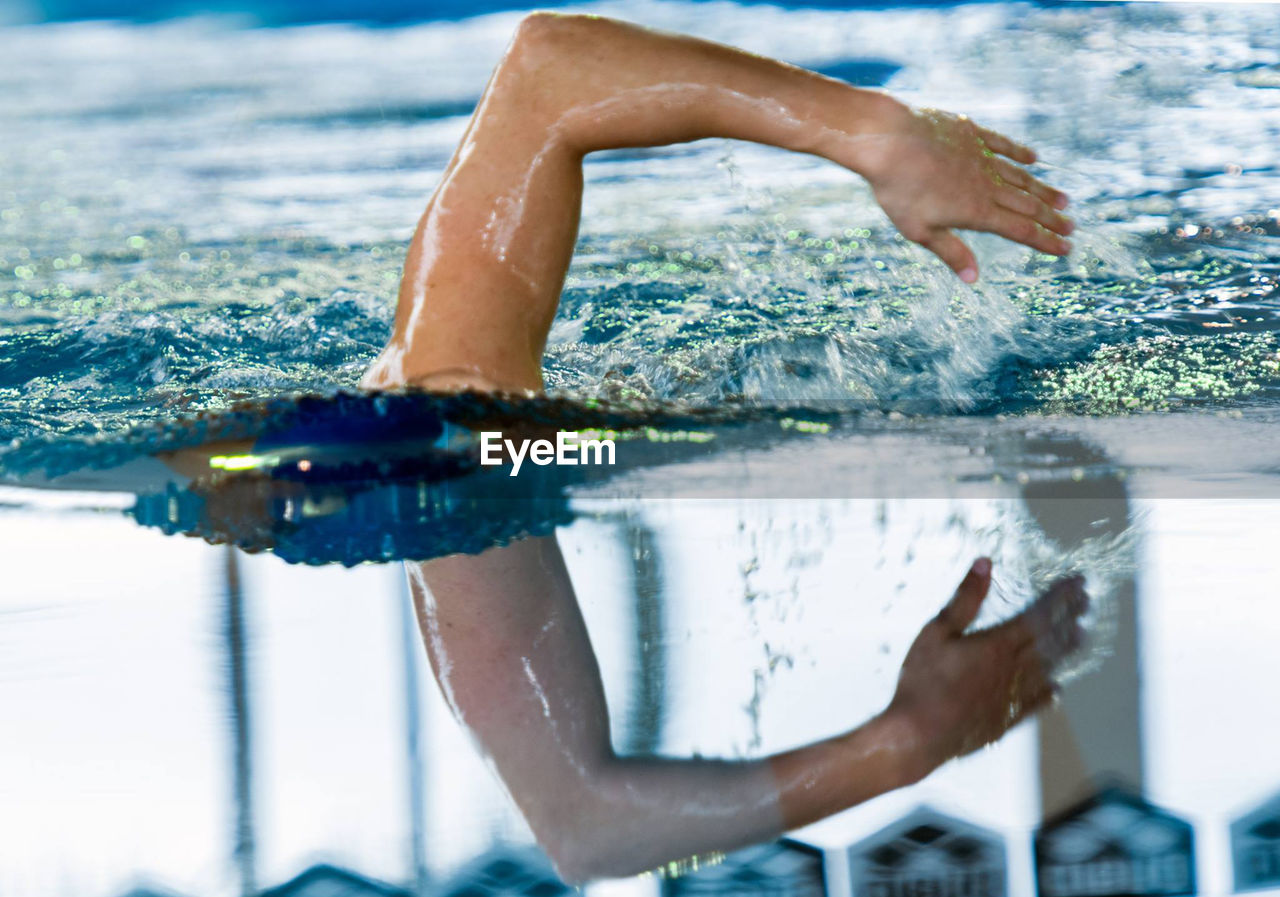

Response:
(410, 547), (1086, 882)
(355, 12), (1087, 882)
(362, 12), (1073, 395)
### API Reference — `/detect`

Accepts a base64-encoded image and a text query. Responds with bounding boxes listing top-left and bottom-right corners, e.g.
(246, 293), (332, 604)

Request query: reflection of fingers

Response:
(919, 228), (978, 283)
(993, 158), (1069, 210)
(1039, 576), (1089, 622)
(1027, 578), (1089, 665)
(936, 558), (992, 633)
(1037, 620), (1080, 667)
(1066, 622), (1086, 653)
(984, 208), (1072, 256)
(995, 186), (1074, 236)
(1067, 577), (1090, 616)
(978, 126), (1036, 165)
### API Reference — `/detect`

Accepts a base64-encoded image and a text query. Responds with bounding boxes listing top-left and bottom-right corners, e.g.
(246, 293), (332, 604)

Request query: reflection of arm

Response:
(408, 535), (922, 883)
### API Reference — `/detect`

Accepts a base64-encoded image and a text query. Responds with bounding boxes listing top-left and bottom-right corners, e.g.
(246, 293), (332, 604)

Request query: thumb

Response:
(937, 557), (992, 634)
(921, 228), (978, 284)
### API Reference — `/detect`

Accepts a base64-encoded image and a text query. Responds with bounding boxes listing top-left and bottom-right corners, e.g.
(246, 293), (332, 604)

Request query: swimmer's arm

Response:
(408, 540), (1086, 883)
(407, 536), (899, 882)
(366, 12), (1072, 393)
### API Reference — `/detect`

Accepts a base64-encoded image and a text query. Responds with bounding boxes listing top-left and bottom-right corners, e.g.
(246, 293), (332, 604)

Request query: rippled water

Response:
(5, 6), (1280, 897)
(3, 1), (1280, 472)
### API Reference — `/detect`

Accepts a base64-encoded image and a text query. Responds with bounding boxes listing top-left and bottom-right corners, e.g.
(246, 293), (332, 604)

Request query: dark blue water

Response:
(13, 0), (1103, 26)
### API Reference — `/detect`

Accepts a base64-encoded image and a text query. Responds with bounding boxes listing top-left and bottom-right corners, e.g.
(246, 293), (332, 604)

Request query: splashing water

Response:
(960, 502), (1142, 685)
(4, 3), (1280, 453)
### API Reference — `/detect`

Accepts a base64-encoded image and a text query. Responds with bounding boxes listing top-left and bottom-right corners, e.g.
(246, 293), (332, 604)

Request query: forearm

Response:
(509, 13), (903, 164)
(771, 707), (929, 830)
(525, 753), (782, 881)
(542, 710), (928, 881)
(412, 537), (932, 882)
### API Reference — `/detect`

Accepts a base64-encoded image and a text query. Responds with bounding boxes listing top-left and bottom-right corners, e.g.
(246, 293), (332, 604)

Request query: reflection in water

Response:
(5, 411), (1120, 886)
(35, 417), (1116, 880)
(408, 533), (779, 882)
(407, 530), (1089, 883)
(17, 483), (1280, 895)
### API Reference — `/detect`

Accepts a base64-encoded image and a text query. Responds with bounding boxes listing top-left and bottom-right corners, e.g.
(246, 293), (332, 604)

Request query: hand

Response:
(844, 104), (1074, 282)
(888, 558), (1088, 778)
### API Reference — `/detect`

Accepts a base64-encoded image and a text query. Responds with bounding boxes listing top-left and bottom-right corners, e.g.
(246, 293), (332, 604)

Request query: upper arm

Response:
(407, 535), (615, 780)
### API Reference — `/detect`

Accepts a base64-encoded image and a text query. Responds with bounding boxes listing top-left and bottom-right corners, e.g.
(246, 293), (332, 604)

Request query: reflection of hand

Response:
(841, 104), (1074, 282)
(889, 558), (1088, 777)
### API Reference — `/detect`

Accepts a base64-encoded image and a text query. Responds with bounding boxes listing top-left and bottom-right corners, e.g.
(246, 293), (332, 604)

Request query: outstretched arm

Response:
(408, 538), (1086, 883)
(363, 12), (1072, 394)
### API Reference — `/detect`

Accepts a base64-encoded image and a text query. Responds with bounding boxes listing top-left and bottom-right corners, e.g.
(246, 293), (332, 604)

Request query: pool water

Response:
(4, 1), (1280, 439)
(3, 2), (1280, 896)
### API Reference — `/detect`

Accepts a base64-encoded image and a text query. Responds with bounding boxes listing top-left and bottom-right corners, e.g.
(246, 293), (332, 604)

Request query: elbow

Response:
(507, 11), (621, 71)
(521, 773), (657, 884)
(539, 830), (653, 887)
(511, 10), (597, 46)
(512, 10), (564, 40)
(508, 11), (586, 61)
(492, 12), (587, 109)
(528, 810), (628, 885)
(540, 840), (600, 888)
(495, 11), (612, 153)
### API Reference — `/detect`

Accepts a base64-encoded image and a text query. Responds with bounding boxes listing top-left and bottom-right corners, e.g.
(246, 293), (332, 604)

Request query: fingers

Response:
(972, 122), (1070, 211)
(976, 124), (1036, 166)
(1031, 574), (1089, 621)
(936, 557), (993, 634)
(1023, 575), (1091, 669)
(982, 207), (1072, 256)
(994, 185), (1074, 237)
(992, 158), (1070, 211)
(920, 228), (978, 283)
